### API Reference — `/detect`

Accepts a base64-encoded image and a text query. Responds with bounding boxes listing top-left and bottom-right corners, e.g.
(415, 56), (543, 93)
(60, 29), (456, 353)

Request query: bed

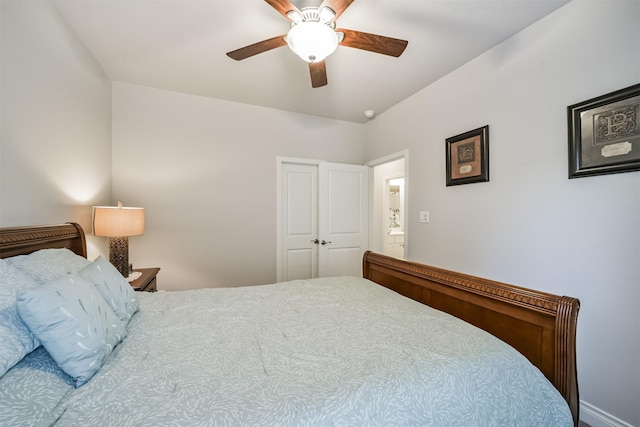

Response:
(0, 222), (580, 426)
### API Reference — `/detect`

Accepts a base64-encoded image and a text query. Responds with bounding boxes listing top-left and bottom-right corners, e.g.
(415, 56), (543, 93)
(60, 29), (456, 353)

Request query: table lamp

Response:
(93, 201), (145, 277)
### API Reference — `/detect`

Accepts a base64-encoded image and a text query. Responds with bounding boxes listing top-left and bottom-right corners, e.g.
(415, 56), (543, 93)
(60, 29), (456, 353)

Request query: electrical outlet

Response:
(419, 211), (430, 223)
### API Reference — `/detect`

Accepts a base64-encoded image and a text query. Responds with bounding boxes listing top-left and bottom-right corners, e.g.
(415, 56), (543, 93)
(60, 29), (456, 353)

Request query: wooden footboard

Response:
(363, 251), (580, 426)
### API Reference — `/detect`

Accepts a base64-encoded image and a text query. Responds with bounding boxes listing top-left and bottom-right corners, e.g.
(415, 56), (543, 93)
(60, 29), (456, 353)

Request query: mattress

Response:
(0, 276), (573, 426)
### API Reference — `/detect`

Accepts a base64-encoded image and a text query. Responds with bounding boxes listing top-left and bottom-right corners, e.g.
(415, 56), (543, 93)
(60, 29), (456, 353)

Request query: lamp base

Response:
(108, 236), (130, 277)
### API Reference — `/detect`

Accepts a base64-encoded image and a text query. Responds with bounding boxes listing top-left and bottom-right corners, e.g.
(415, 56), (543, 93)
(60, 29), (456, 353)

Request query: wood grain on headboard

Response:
(0, 223), (86, 259)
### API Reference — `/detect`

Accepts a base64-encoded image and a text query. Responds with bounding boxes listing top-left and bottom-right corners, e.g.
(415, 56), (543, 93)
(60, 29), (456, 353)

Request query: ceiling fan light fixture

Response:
(227, 1), (409, 88)
(287, 21), (338, 63)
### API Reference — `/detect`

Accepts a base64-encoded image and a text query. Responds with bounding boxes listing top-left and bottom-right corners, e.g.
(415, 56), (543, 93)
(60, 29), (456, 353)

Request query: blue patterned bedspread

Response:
(0, 277), (573, 426)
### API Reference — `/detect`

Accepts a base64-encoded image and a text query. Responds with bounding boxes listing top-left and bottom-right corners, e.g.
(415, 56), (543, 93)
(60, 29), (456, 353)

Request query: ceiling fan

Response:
(226, 0), (409, 88)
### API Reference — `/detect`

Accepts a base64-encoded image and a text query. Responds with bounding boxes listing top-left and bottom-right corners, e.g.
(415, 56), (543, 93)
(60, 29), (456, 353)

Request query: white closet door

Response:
(278, 160), (369, 281)
(280, 163), (318, 281)
(318, 162), (369, 278)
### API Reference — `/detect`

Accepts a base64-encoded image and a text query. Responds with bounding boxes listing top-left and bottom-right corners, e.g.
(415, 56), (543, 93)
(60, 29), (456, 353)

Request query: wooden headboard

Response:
(0, 223), (87, 259)
(363, 251), (580, 426)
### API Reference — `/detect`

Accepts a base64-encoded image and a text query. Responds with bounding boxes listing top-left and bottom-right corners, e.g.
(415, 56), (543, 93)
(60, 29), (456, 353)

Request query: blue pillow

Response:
(6, 248), (90, 285)
(0, 259), (41, 377)
(16, 274), (127, 387)
(78, 256), (139, 325)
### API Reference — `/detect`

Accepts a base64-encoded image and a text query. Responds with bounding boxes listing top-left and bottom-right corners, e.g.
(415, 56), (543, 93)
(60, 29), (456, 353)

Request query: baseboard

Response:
(580, 400), (634, 427)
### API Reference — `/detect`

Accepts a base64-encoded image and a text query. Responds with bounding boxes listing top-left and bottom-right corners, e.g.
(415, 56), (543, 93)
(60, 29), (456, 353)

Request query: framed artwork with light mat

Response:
(568, 83), (640, 178)
(446, 125), (489, 186)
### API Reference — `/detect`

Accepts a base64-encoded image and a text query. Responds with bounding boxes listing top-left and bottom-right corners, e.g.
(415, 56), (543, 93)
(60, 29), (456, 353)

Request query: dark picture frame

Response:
(568, 83), (640, 178)
(446, 125), (489, 186)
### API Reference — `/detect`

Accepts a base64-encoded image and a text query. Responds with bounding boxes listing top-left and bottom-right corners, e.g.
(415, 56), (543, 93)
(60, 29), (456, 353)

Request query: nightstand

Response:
(129, 268), (160, 292)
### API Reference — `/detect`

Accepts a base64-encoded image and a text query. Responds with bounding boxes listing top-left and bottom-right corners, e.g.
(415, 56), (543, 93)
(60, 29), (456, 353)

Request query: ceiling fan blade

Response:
(337, 28), (408, 57)
(264, 0), (301, 20)
(318, 0), (355, 21)
(226, 35), (287, 61)
(309, 61), (328, 88)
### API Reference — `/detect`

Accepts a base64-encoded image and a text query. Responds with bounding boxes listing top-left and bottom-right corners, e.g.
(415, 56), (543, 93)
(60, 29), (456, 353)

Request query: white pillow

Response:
(6, 248), (90, 284)
(78, 256), (140, 325)
(16, 273), (127, 387)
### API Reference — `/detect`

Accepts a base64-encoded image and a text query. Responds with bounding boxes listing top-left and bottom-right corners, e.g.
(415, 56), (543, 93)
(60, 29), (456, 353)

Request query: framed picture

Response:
(446, 125), (489, 186)
(568, 83), (640, 178)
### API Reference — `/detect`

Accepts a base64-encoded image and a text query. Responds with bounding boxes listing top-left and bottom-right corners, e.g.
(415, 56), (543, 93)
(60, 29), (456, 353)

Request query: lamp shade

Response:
(93, 202), (145, 237)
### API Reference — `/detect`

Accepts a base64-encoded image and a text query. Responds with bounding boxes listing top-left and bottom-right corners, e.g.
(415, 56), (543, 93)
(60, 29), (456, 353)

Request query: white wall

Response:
(112, 82), (365, 291)
(364, 1), (640, 425)
(0, 1), (112, 258)
(3, 1), (638, 424)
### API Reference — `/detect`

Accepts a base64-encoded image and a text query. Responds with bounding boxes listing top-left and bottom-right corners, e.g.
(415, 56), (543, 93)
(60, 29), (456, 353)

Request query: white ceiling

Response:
(53, 0), (570, 123)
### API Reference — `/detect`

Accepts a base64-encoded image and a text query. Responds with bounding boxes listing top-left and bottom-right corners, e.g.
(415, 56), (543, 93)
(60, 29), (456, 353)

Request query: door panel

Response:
(327, 171), (361, 233)
(288, 172), (315, 235)
(325, 246), (363, 277)
(286, 248), (315, 280)
(280, 163), (318, 281)
(319, 162), (369, 277)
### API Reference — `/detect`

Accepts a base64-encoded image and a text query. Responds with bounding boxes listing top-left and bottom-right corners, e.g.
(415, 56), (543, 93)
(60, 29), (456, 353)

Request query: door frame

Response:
(366, 150), (410, 258)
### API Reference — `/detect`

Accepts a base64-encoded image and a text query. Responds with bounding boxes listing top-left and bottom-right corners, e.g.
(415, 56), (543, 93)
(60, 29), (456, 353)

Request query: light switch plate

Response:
(419, 211), (430, 223)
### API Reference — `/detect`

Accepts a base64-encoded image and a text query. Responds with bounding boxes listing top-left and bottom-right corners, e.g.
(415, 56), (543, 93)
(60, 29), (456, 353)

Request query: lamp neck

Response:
(108, 236), (130, 277)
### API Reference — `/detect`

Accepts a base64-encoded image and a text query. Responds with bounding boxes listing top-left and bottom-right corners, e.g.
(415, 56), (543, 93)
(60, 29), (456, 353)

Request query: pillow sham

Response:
(6, 248), (90, 284)
(0, 260), (41, 378)
(16, 273), (127, 387)
(78, 256), (139, 325)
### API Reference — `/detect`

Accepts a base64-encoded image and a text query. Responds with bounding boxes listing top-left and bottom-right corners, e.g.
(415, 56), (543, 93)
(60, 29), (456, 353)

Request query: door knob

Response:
(321, 240), (332, 245)
(310, 239), (319, 244)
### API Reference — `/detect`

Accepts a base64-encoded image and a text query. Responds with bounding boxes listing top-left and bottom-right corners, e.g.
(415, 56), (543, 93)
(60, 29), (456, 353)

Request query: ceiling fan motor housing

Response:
(287, 6), (336, 25)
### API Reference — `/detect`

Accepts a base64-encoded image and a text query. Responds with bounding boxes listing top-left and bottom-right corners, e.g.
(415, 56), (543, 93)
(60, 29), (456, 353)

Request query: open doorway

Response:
(385, 176), (405, 258)
(367, 151), (408, 259)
